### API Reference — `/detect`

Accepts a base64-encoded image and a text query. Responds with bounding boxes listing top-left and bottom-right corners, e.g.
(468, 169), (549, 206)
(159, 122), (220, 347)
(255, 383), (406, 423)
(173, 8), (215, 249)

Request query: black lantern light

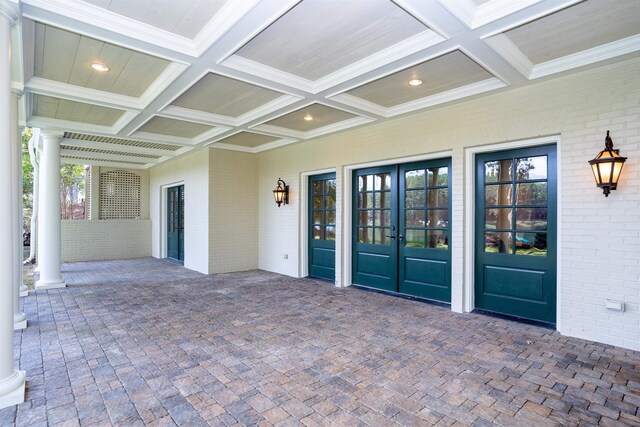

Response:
(588, 130), (627, 197)
(273, 178), (289, 207)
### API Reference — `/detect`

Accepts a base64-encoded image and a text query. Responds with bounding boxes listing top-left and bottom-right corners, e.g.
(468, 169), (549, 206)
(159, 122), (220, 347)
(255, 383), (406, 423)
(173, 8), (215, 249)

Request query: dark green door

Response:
(475, 145), (556, 324)
(309, 173), (336, 281)
(167, 185), (184, 262)
(353, 160), (451, 302)
(398, 161), (451, 301)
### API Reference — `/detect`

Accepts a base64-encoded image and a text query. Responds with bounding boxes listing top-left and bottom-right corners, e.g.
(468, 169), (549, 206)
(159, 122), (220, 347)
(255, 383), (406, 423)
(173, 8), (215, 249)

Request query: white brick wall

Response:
(61, 220), (151, 262)
(256, 57), (640, 350)
(209, 149), (259, 273)
(149, 150), (210, 274)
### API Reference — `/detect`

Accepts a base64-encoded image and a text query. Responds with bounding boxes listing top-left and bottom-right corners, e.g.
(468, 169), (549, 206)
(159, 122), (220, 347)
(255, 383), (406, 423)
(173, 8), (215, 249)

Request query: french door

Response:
(308, 173), (336, 281)
(352, 159), (451, 302)
(167, 185), (184, 262)
(475, 145), (557, 324)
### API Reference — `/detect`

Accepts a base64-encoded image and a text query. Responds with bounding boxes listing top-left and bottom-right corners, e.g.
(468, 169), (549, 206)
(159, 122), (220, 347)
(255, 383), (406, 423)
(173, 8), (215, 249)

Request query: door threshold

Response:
(166, 257), (184, 265)
(350, 284), (451, 308)
(472, 309), (555, 330)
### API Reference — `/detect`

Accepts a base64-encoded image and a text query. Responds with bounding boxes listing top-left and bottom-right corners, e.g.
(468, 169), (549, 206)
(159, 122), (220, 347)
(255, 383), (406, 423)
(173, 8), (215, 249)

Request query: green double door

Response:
(309, 173), (337, 281)
(167, 185), (184, 262)
(475, 145), (557, 324)
(352, 159), (451, 302)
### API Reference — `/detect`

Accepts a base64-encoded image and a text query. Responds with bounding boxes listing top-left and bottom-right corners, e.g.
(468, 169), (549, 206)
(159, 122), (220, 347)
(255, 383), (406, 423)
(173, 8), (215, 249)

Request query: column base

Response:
(0, 370), (26, 410)
(19, 285), (28, 297)
(35, 279), (66, 290)
(13, 312), (27, 330)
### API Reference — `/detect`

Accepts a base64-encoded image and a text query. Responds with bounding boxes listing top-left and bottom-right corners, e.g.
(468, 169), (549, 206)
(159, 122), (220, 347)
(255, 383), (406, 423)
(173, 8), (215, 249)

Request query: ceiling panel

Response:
(171, 73), (283, 117)
(505, 0), (640, 64)
(236, 0), (428, 81)
(346, 51), (493, 108)
(32, 94), (124, 126)
(82, 0), (227, 39)
(215, 132), (280, 148)
(137, 116), (214, 138)
(265, 104), (357, 132)
(34, 23), (171, 97)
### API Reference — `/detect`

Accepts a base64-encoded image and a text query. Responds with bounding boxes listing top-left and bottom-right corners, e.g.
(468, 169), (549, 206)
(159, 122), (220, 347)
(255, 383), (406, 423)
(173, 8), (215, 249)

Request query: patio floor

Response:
(2, 258), (639, 426)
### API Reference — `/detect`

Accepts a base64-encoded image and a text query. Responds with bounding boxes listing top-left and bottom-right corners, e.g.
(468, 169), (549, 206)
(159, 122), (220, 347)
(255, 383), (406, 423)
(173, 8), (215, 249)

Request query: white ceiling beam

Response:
(60, 148), (160, 164)
(61, 138), (178, 158)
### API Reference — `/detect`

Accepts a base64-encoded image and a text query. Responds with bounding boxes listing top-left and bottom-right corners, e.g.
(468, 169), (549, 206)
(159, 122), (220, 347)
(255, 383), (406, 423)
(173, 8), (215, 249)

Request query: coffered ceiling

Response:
(11, 0), (640, 169)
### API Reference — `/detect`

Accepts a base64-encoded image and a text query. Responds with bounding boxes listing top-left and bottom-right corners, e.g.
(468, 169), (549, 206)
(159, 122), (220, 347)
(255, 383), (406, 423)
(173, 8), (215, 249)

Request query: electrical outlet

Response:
(605, 299), (624, 312)
(282, 254), (288, 260)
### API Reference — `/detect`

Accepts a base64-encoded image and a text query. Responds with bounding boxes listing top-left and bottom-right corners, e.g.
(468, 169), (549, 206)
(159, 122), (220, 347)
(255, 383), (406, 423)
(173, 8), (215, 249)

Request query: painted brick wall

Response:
(149, 150), (210, 274)
(61, 220), (151, 262)
(209, 149), (259, 273)
(257, 57), (640, 350)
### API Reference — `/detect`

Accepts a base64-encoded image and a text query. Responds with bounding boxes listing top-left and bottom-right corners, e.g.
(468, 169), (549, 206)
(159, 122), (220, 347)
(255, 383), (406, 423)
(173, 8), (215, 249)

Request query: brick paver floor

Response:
(2, 258), (639, 426)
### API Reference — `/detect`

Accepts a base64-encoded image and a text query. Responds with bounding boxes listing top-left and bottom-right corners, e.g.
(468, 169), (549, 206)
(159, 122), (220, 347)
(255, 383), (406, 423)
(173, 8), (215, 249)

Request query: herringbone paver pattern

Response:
(2, 258), (639, 426)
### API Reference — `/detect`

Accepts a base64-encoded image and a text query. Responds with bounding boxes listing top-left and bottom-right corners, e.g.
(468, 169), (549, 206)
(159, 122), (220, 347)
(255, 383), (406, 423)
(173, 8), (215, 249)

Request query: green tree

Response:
(22, 128), (33, 209)
(60, 164), (85, 219)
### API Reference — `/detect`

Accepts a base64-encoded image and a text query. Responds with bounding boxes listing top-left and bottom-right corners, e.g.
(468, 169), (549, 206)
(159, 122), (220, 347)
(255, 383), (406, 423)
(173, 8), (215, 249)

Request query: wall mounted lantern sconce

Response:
(588, 130), (627, 197)
(273, 178), (289, 207)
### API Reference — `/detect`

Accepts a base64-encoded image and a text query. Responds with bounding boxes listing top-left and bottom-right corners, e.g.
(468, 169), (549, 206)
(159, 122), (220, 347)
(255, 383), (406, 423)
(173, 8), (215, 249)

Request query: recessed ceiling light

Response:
(91, 63), (109, 72)
(408, 79), (423, 86)
(303, 114), (314, 121)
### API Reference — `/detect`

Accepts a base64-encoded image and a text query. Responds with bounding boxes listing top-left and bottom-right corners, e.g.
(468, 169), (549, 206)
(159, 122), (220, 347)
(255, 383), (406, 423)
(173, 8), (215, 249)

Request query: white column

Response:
(35, 130), (66, 290)
(11, 89), (26, 329)
(0, 0), (26, 409)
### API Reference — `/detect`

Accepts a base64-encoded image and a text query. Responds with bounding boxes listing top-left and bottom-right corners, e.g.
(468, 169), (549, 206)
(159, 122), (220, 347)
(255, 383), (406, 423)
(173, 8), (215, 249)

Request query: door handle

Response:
(398, 234), (405, 242)
(386, 225), (396, 240)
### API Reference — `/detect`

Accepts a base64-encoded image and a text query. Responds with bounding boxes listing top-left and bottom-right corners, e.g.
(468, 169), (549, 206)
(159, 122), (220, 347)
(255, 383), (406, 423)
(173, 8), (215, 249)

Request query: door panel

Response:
(352, 160), (451, 301)
(475, 145), (556, 324)
(352, 167), (397, 291)
(309, 173), (336, 280)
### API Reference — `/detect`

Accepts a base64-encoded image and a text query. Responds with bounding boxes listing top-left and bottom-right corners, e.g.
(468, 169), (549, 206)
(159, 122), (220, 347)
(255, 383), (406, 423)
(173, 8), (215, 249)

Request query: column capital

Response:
(0, 0), (20, 25)
(39, 130), (65, 141)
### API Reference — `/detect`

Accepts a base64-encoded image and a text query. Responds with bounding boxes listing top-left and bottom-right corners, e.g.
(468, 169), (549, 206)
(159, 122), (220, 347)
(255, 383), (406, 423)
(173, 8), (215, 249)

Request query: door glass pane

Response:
(405, 209), (425, 227)
(326, 210), (336, 225)
(484, 232), (512, 253)
(485, 160), (512, 183)
(427, 230), (448, 249)
(405, 190), (425, 209)
(426, 210), (448, 228)
(374, 228), (390, 245)
(313, 196), (323, 209)
(405, 229), (425, 247)
(375, 191), (391, 208)
(312, 225), (323, 240)
(313, 211), (323, 225)
(358, 175), (372, 192)
(313, 180), (324, 195)
(325, 226), (336, 241)
(485, 208), (512, 230)
(358, 210), (373, 226)
(427, 188), (448, 208)
(485, 184), (512, 206)
(516, 156), (547, 181)
(515, 208), (547, 230)
(374, 210), (390, 227)
(516, 183), (547, 205)
(326, 179), (336, 195)
(405, 170), (425, 189)
(428, 167), (448, 186)
(376, 173), (391, 190)
(325, 196), (336, 209)
(358, 192), (373, 209)
(358, 227), (373, 244)
(515, 232), (547, 256)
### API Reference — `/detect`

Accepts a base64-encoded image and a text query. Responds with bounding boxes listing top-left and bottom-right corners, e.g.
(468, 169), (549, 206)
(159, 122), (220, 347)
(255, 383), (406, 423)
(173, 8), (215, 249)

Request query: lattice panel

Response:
(99, 170), (141, 219)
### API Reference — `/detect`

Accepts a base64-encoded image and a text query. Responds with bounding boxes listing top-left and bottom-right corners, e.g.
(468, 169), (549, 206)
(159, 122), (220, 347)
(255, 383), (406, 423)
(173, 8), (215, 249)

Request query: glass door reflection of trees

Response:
(484, 156), (548, 256)
(404, 167), (449, 249)
(357, 173), (392, 245)
(312, 178), (336, 241)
